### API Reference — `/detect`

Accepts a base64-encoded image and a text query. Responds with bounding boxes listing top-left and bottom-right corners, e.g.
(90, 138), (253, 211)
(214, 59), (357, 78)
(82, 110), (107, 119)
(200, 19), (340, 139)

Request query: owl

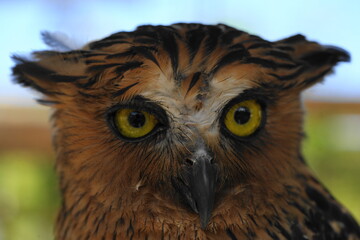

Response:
(12, 23), (360, 239)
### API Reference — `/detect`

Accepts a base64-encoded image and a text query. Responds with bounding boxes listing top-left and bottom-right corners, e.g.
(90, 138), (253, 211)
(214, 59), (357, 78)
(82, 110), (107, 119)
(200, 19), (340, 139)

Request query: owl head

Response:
(12, 24), (349, 229)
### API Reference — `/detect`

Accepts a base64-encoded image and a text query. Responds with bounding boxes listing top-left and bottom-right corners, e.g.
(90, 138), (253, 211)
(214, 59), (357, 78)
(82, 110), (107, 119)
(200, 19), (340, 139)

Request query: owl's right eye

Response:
(114, 108), (159, 139)
(107, 98), (168, 142)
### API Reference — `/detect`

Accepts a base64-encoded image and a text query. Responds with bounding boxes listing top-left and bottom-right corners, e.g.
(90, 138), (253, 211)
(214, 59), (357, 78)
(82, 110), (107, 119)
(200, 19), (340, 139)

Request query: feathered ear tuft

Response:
(275, 34), (350, 90)
(12, 55), (63, 95)
(11, 50), (88, 102)
(12, 31), (85, 99)
(299, 45), (350, 67)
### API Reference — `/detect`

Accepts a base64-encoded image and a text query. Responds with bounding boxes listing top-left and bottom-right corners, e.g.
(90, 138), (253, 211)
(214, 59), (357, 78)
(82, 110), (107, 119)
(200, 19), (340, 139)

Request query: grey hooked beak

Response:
(173, 151), (217, 229)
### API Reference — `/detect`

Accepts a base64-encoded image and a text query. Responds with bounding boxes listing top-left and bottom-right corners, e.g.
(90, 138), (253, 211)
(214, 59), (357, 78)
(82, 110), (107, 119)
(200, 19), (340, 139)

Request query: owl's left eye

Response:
(114, 108), (159, 139)
(223, 99), (263, 137)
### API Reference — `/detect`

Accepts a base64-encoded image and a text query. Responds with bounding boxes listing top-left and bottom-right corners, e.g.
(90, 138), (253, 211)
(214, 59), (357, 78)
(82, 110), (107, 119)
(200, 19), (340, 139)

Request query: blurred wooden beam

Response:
(0, 106), (53, 154)
(0, 124), (53, 154)
(305, 101), (360, 115)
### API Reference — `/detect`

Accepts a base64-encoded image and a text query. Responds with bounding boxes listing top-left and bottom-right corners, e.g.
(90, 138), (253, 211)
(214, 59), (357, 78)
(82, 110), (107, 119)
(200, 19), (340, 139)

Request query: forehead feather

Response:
(12, 23), (349, 107)
(90, 24), (268, 106)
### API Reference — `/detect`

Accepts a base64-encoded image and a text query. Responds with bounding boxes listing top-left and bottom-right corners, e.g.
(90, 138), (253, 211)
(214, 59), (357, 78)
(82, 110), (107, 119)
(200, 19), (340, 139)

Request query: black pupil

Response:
(234, 107), (251, 124)
(128, 111), (146, 128)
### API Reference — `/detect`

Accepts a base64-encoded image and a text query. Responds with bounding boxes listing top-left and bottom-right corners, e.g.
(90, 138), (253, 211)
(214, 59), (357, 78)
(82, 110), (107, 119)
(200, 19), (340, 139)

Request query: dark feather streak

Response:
(265, 50), (293, 61)
(89, 40), (130, 49)
(274, 221), (291, 239)
(12, 56), (76, 95)
(301, 68), (331, 87)
(212, 49), (249, 74)
(204, 26), (222, 54)
(265, 229), (280, 240)
(88, 63), (121, 73)
(226, 228), (238, 240)
(115, 61), (143, 75)
(244, 57), (298, 69)
(220, 30), (244, 45)
(76, 74), (101, 89)
(186, 72), (201, 94)
(186, 28), (206, 62)
(229, 43), (246, 50)
(247, 42), (272, 50)
(113, 82), (139, 97)
(126, 219), (134, 239)
(269, 67), (306, 81)
(158, 28), (179, 74)
(306, 185), (360, 235)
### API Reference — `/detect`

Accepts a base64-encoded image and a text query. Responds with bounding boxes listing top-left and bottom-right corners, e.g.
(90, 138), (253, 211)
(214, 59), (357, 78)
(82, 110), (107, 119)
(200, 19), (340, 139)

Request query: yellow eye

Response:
(115, 108), (158, 139)
(224, 100), (262, 137)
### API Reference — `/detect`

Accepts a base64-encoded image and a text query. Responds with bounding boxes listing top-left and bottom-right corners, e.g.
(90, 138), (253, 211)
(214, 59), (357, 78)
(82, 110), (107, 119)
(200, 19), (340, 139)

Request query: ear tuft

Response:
(275, 34), (350, 90)
(12, 50), (88, 98)
(11, 55), (54, 94)
(300, 45), (350, 67)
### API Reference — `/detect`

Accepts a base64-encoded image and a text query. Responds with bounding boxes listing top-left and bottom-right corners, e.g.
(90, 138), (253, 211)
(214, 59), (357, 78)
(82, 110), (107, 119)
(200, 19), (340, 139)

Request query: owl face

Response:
(12, 24), (349, 228)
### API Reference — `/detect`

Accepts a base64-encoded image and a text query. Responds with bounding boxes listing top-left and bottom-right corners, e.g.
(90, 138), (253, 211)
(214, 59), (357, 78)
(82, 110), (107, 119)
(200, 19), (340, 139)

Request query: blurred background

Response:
(0, 0), (359, 239)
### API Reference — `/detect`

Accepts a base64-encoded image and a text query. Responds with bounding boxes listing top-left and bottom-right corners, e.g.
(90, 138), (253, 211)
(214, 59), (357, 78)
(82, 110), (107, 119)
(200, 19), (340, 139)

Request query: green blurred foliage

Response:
(0, 152), (59, 240)
(0, 113), (359, 240)
(303, 114), (360, 221)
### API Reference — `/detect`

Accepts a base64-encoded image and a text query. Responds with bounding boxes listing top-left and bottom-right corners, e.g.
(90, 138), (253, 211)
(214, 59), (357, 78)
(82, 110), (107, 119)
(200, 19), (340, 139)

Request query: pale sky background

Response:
(1, 0), (359, 106)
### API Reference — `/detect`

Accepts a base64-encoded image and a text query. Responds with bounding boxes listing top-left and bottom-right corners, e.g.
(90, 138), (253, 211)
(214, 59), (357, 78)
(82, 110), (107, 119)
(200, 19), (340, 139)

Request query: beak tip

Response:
(175, 153), (217, 231)
(199, 210), (212, 230)
(200, 221), (208, 230)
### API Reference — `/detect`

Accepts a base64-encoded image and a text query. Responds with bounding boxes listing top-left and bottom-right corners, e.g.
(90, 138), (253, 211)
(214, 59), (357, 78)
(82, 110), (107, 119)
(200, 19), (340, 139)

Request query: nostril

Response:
(185, 158), (195, 166)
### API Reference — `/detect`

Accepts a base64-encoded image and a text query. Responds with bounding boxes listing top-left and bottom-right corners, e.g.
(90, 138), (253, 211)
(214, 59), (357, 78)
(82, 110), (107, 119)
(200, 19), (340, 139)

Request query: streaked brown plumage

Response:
(12, 23), (360, 239)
